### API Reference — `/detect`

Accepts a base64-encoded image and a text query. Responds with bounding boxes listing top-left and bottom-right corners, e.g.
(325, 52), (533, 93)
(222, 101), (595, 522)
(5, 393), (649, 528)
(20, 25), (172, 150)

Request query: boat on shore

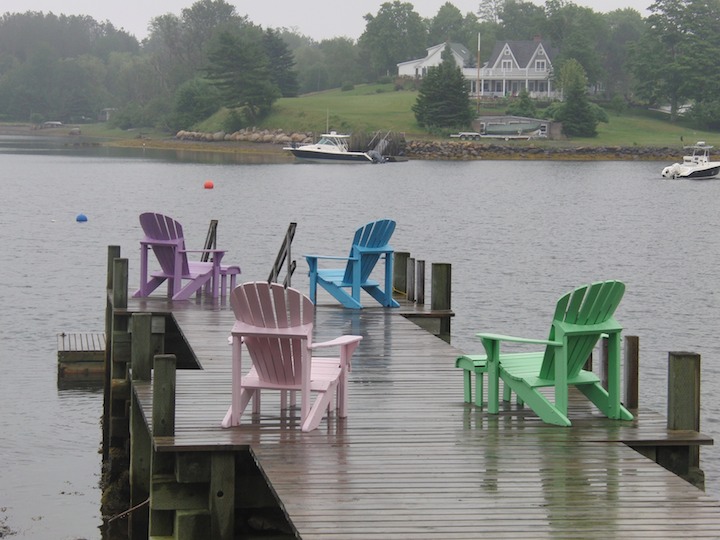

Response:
(284, 132), (383, 163)
(661, 142), (720, 179)
(476, 116), (547, 140)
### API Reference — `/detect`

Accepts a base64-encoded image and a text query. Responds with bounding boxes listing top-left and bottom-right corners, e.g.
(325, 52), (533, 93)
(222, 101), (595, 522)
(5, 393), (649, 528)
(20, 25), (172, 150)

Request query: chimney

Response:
(533, 34), (542, 43)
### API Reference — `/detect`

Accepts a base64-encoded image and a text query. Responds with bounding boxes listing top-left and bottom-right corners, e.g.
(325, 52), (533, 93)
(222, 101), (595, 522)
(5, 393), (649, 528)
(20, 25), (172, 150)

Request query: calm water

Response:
(2, 137), (720, 538)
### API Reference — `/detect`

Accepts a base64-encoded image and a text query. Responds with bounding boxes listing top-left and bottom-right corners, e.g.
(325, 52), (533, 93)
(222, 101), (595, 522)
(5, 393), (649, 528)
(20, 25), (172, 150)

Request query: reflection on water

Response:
(1, 137), (720, 537)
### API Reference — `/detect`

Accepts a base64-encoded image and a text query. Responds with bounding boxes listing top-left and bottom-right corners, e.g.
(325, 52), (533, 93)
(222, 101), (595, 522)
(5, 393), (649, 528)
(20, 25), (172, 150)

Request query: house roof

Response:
(486, 40), (558, 69)
(397, 42), (473, 69)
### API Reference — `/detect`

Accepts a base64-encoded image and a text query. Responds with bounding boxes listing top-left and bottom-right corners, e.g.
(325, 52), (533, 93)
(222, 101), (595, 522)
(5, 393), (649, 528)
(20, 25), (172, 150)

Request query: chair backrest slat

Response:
(342, 219), (396, 284)
(540, 280), (625, 380)
(139, 212), (190, 276)
(231, 282), (314, 386)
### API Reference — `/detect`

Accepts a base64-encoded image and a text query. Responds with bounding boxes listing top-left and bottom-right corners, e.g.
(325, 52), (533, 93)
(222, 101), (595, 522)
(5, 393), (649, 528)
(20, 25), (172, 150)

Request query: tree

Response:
(553, 59), (599, 137)
(477, 0), (505, 24)
(170, 77), (222, 130)
(498, 0), (545, 39)
(543, 1), (608, 88)
(412, 45), (474, 129)
(204, 30), (279, 122)
(628, 0), (720, 120)
(428, 3), (465, 44)
(506, 88), (537, 117)
(263, 29), (299, 97)
(358, 1), (427, 79)
(601, 9), (645, 100)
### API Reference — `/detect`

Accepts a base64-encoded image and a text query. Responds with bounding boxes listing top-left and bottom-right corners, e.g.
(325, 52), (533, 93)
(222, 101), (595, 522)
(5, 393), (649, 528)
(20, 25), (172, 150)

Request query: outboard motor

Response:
(368, 150), (385, 164)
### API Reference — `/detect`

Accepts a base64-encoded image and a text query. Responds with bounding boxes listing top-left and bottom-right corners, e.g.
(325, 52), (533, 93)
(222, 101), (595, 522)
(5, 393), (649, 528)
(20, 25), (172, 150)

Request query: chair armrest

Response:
(476, 333), (562, 347)
(310, 335), (362, 371)
(304, 254), (354, 262)
(310, 335), (363, 349)
(182, 248), (226, 256)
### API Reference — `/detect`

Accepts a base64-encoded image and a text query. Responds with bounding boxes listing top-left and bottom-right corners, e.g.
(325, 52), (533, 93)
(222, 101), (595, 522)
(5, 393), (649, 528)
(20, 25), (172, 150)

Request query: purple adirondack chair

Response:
(222, 281), (362, 432)
(133, 212), (241, 301)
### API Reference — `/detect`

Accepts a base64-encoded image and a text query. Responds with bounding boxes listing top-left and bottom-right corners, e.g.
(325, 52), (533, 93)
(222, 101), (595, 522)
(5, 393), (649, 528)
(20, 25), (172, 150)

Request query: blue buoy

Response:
(76, 213), (88, 222)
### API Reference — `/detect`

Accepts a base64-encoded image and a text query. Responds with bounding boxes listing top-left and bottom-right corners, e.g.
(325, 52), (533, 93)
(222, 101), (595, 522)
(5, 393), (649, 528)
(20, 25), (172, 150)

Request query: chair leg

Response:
(475, 371), (484, 408)
(221, 388), (255, 428)
(301, 383), (338, 432)
(462, 370), (472, 403)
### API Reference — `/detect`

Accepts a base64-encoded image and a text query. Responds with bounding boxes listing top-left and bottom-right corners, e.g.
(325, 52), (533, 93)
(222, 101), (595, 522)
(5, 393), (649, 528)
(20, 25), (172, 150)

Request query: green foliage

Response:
(358, 1), (427, 79)
(109, 103), (146, 130)
(412, 45), (474, 129)
(169, 78), (222, 131)
(628, 0), (720, 120)
(551, 59), (600, 137)
(506, 89), (537, 117)
(222, 108), (247, 132)
(688, 100), (720, 130)
(204, 29), (280, 122)
(263, 28), (299, 97)
(609, 94), (628, 116)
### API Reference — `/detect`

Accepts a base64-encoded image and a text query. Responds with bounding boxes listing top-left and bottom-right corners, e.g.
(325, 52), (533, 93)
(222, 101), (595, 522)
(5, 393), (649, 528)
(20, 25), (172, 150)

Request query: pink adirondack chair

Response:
(132, 212), (241, 301)
(221, 281), (363, 432)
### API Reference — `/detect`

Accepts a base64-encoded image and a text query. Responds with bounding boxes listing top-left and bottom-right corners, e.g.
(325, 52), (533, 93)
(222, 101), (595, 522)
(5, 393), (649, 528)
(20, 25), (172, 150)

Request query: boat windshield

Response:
(316, 136), (349, 150)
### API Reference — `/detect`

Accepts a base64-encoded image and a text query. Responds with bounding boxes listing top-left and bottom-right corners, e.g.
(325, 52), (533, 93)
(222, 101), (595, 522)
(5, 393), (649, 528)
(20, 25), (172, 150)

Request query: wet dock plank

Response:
(131, 298), (720, 538)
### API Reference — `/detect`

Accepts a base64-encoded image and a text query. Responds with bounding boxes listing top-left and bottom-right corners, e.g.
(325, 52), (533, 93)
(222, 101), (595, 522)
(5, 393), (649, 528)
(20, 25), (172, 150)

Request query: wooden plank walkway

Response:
(130, 298), (720, 539)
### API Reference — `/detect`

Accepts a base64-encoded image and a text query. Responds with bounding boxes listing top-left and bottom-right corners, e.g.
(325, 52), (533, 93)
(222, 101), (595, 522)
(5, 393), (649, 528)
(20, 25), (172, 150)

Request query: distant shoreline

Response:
(0, 123), (682, 162)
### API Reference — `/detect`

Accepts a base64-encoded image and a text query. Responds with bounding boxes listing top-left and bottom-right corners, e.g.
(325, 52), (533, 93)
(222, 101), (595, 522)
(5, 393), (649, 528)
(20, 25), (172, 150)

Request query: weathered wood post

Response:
(393, 251), (410, 297)
(129, 313), (153, 538)
(663, 352), (703, 489)
(407, 257), (416, 302)
(624, 335), (639, 410)
(103, 245), (121, 460)
(149, 354), (177, 537)
(416, 260), (425, 305)
(431, 263), (452, 341)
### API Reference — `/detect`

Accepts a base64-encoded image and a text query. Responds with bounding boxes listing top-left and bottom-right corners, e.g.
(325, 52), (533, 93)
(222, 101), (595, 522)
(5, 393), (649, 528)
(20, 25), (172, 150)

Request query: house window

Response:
(535, 60), (546, 72)
(502, 60), (512, 70)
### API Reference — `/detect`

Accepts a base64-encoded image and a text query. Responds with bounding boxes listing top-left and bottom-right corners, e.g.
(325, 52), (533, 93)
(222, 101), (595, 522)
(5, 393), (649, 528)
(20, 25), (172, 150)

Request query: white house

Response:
(398, 38), (559, 99)
(397, 42), (472, 78)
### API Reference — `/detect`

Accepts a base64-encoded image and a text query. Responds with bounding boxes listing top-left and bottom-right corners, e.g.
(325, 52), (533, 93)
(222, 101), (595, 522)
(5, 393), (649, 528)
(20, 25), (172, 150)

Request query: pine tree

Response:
(556, 59), (598, 137)
(412, 45), (474, 129)
(205, 30), (280, 122)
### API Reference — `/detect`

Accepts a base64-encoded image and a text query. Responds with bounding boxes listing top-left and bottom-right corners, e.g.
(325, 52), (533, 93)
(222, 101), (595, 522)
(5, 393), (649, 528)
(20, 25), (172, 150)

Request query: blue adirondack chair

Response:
(305, 219), (400, 309)
(458, 280), (634, 426)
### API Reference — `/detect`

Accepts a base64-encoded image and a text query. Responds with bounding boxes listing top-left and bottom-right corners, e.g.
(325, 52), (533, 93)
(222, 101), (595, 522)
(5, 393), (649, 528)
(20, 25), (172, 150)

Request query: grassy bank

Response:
(5, 84), (717, 151)
(240, 84), (718, 148)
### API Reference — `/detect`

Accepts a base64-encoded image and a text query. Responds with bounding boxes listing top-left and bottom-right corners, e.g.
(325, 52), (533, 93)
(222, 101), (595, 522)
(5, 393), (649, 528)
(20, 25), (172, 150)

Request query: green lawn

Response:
(17, 83), (714, 149)
(254, 84), (718, 148)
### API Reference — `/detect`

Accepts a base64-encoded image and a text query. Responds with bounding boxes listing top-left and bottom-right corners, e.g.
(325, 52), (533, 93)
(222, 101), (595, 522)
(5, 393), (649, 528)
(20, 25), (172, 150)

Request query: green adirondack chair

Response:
(458, 280), (634, 427)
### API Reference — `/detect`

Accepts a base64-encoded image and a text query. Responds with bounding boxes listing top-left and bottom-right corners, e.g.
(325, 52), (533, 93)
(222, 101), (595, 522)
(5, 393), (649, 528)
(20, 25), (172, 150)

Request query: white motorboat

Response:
(661, 141), (720, 179)
(284, 132), (381, 163)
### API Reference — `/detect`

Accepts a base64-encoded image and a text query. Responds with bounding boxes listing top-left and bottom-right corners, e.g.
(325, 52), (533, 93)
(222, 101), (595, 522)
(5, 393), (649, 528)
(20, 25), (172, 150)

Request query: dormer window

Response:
(502, 59), (512, 70)
(535, 60), (546, 71)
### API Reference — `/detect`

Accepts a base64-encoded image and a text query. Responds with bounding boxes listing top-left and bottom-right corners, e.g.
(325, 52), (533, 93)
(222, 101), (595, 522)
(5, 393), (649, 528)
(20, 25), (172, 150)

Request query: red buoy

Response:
(204, 180), (214, 189)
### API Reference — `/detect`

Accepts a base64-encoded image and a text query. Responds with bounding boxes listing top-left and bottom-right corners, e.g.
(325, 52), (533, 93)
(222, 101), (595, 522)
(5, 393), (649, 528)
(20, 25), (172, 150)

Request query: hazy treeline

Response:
(0, 0), (718, 131)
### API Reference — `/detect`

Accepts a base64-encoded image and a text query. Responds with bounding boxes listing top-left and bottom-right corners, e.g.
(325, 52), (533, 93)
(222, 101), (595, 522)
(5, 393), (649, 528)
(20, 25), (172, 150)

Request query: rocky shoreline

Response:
(403, 140), (680, 161)
(173, 128), (680, 161)
(0, 123), (682, 161)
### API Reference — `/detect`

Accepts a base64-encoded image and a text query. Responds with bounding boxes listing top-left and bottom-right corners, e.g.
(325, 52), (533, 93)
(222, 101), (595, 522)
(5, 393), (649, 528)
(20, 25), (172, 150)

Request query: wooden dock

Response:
(103, 250), (720, 539)
(57, 331), (105, 382)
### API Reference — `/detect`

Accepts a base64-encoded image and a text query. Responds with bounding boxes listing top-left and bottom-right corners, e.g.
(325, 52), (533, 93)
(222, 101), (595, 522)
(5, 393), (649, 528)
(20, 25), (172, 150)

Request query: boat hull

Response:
(286, 148), (374, 163)
(683, 165), (720, 179)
